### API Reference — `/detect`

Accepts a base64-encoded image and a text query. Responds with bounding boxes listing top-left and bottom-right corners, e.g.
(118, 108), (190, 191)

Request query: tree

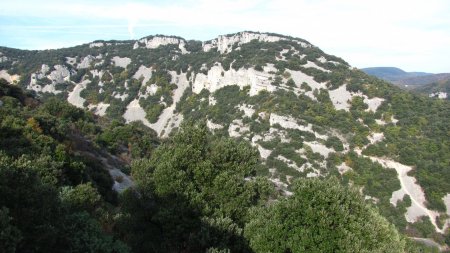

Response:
(244, 177), (406, 253)
(118, 122), (274, 252)
(0, 207), (22, 253)
(58, 212), (130, 253)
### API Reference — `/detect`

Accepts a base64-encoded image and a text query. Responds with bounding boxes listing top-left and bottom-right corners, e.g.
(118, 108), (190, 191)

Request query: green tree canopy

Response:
(244, 177), (406, 253)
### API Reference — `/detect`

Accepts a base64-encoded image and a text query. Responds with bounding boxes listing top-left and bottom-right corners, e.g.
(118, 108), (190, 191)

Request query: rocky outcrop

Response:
(193, 63), (276, 95)
(203, 31), (311, 53)
(134, 36), (188, 54)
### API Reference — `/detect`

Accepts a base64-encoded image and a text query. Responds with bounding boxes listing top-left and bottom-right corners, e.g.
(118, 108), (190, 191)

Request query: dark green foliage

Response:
(325, 136), (344, 151)
(0, 155), (61, 252)
(0, 81), (128, 252)
(117, 122), (274, 252)
(244, 178), (406, 253)
(0, 207), (22, 253)
(96, 120), (158, 159)
(58, 212), (130, 253)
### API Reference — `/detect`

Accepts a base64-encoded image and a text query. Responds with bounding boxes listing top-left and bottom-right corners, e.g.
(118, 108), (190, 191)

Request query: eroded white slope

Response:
(203, 32), (311, 53)
(133, 65), (152, 85)
(88, 102), (109, 116)
(123, 99), (152, 127)
(111, 56), (131, 68)
(67, 80), (90, 108)
(329, 84), (353, 111)
(193, 63), (276, 96)
(123, 72), (189, 137)
(329, 84), (384, 112)
(368, 156), (449, 233)
(148, 71), (189, 137)
(269, 113), (328, 140)
(135, 36), (188, 53)
(0, 70), (20, 83)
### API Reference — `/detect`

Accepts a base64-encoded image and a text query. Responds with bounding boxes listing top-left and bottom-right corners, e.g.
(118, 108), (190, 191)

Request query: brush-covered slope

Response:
(1, 31), (449, 247)
(0, 79), (163, 252)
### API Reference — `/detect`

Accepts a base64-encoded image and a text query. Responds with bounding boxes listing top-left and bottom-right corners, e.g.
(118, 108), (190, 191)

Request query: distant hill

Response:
(362, 67), (449, 99)
(361, 67), (430, 82)
(394, 73), (450, 86)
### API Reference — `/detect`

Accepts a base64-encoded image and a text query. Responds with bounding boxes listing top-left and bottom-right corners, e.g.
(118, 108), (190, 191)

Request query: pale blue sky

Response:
(1, 0), (449, 73)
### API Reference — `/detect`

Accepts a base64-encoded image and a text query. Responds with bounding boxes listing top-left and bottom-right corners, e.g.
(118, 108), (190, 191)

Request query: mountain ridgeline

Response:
(0, 31), (449, 251)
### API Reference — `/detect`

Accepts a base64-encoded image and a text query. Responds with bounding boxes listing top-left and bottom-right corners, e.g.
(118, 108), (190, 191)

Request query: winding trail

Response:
(367, 156), (448, 233)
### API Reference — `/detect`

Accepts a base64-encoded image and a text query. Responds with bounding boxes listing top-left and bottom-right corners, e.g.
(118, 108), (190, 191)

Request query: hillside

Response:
(361, 67), (431, 82)
(1, 31), (449, 250)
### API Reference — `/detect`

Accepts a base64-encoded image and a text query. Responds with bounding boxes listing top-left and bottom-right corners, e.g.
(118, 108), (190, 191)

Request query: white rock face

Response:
(429, 92), (448, 99)
(443, 194), (450, 215)
(269, 113), (327, 140)
(41, 84), (62, 94)
(207, 119), (223, 130)
(237, 104), (255, 118)
(228, 119), (249, 138)
(136, 36), (188, 54)
(303, 61), (330, 72)
(368, 132), (384, 144)
(278, 48), (290, 61)
(317, 56), (327, 63)
(111, 56), (131, 68)
(88, 102), (109, 116)
(251, 135), (272, 159)
(192, 63), (276, 96)
(203, 32), (311, 53)
(288, 70), (326, 91)
(0, 70), (20, 83)
(141, 84), (158, 98)
(329, 84), (353, 111)
(149, 72), (189, 137)
(123, 99), (151, 127)
(90, 69), (104, 79)
(27, 65), (70, 94)
(390, 188), (407, 207)
(78, 55), (95, 69)
(149, 84), (159, 95)
(48, 65), (70, 83)
(277, 155), (302, 172)
(337, 162), (352, 175)
(67, 80), (90, 108)
(89, 42), (104, 48)
(133, 65), (152, 85)
(208, 96), (217, 105)
(329, 84), (384, 112)
(123, 72), (190, 137)
(304, 141), (334, 158)
(364, 97), (384, 112)
(66, 57), (77, 66)
(113, 92), (129, 101)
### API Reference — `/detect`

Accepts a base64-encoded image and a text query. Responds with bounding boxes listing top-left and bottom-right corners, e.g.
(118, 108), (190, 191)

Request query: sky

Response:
(1, 0), (449, 73)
